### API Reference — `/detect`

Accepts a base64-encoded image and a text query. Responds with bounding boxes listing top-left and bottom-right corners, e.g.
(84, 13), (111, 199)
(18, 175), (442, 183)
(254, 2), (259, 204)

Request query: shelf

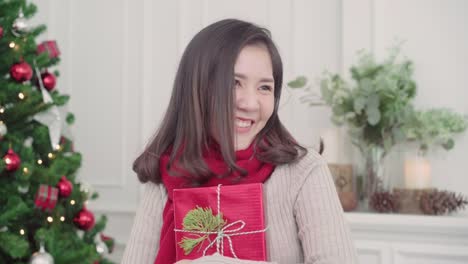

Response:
(344, 212), (468, 240)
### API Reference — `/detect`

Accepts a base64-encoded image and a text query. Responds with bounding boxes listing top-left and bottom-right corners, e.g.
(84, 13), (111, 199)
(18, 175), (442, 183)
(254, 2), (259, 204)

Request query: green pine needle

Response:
(0, 232), (30, 258)
(178, 207), (226, 255)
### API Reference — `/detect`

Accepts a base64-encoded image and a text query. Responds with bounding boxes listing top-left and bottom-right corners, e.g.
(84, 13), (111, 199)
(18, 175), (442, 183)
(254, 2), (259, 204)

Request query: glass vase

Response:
(358, 145), (388, 208)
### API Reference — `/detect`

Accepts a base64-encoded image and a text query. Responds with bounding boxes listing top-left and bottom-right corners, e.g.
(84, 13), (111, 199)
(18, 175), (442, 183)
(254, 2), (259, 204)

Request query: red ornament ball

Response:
(74, 207), (95, 231)
(10, 61), (33, 82)
(57, 176), (73, 198)
(3, 148), (21, 172)
(41, 72), (56, 91)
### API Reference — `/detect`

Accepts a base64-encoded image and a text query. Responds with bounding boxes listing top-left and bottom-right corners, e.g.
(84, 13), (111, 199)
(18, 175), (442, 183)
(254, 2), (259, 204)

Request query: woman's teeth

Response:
(236, 119), (252, 128)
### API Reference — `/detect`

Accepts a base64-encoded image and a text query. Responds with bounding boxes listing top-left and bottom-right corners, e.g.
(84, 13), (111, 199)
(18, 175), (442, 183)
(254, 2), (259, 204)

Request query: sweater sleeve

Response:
(121, 182), (167, 264)
(293, 161), (358, 264)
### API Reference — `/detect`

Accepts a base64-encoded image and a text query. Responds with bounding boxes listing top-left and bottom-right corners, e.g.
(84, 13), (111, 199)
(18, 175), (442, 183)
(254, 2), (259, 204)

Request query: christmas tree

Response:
(0, 1), (114, 263)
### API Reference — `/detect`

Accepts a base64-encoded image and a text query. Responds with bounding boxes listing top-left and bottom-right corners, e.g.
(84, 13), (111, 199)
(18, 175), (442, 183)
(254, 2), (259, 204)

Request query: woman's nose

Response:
(236, 87), (259, 111)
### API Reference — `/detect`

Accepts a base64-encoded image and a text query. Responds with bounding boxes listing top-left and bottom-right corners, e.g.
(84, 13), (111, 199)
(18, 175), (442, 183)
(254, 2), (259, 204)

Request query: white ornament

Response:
(24, 137), (34, 147)
(96, 241), (108, 255)
(18, 184), (29, 194)
(0, 122), (7, 136)
(29, 244), (54, 264)
(12, 10), (29, 37)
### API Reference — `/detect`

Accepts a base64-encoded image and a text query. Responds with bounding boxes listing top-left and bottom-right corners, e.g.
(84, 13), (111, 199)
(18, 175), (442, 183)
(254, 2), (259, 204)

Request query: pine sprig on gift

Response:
(420, 190), (468, 215)
(179, 207), (226, 255)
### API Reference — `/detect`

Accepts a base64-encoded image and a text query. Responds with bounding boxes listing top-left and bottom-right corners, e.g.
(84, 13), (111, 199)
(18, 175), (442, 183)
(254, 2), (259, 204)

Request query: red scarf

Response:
(154, 143), (275, 264)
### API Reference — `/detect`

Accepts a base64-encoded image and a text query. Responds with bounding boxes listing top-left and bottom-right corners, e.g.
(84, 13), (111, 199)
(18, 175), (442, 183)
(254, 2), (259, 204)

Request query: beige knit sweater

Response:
(121, 150), (358, 264)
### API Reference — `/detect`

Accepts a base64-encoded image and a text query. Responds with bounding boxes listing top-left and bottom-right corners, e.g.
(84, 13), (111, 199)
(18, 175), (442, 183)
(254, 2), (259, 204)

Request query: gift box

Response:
(173, 183), (267, 261)
(37, 40), (60, 58)
(35, 184), (58, 211)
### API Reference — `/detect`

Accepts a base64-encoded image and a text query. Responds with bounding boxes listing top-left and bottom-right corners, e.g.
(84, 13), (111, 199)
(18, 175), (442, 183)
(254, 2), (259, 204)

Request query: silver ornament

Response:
(96, 241), (108, 255)
(30, 244), (54, 264)
(12, 10), (29, 37)
(24, 137), (34, 147)
(80, 182), (94, 199)
(18, 184), (29, 194)
(0, 122), (7, 137)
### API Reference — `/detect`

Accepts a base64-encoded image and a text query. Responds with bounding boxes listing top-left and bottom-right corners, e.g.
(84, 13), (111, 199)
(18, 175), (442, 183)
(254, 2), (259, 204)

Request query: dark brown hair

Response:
(133, 19), (309, 184)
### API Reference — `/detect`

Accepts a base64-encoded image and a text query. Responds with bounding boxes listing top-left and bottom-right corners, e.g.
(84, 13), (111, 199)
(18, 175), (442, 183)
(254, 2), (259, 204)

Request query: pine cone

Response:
(370, 191), (400, 213)
(420, 190), (468, 215)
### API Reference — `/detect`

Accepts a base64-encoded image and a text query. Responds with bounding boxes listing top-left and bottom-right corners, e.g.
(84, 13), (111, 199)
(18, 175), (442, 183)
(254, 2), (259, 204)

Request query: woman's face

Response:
(233, 44), (275, 150)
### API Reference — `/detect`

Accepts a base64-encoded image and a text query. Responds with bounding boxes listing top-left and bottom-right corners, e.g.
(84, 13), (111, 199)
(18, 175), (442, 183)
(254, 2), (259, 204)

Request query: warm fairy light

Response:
(48, 152), (54, 159)
(23, 167), (29, 174)
(54, 144), (62, 151)
(60, 216), (65, 222)
(37, 159), (43, 165)
(70, 200), (75, 205)
(19, 229), (25, 235)
(47, 216), (53, 223)
(0, 107), (4, 113)
(18, 93), (25, 100)
(9, 42), (15, 48)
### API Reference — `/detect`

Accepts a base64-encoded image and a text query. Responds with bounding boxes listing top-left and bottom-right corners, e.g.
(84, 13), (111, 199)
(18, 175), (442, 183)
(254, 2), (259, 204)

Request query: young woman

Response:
(122, 19), (357, 264)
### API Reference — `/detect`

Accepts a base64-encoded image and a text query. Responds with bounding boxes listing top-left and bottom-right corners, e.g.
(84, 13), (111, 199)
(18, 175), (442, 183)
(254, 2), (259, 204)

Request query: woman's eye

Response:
(260, 85), (272, 91)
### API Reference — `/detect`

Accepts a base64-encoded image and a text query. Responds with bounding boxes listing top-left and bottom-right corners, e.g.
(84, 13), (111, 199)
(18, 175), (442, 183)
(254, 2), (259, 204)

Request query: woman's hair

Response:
(133, 19), (310, 184)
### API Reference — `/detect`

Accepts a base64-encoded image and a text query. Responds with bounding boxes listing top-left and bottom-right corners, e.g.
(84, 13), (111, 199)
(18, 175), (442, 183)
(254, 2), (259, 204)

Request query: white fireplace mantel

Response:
(345, 212), (468, 263)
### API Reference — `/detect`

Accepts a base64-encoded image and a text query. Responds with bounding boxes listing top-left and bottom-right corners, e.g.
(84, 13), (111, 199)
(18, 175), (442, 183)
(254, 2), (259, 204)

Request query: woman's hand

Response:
(175, 260), (192, 264)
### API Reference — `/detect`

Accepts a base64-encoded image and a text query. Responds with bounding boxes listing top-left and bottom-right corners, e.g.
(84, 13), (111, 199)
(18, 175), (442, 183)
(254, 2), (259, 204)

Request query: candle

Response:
(404, 157), (432, 189)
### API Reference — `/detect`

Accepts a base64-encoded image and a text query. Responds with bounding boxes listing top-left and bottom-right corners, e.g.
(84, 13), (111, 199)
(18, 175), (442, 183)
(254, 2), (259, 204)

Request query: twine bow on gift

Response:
(174, 184), (267, 258)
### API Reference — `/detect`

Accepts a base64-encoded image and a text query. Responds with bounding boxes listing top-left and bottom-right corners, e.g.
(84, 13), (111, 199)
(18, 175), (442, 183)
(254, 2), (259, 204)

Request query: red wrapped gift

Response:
(37, 40), (60, 58)
(173, 183), (267, 261)
(35, 184), (59, 211)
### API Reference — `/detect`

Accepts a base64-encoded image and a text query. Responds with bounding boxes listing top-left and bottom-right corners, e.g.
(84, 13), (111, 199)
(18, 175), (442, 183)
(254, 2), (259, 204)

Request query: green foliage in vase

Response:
(403, 109), (468, 155)
(289, 46), (417, 153)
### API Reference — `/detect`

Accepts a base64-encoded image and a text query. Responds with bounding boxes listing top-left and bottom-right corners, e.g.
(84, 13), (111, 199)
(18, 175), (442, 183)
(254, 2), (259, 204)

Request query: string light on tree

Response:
(47, 216), (53, 223)
(37, 159), (43, 165)
(9, 42), (15, 48)
(20, 229), (25, 235)
(18, 92), (26, 100)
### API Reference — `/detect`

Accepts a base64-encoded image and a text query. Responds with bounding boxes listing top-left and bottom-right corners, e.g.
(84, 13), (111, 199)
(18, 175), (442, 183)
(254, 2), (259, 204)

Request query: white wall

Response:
(32, 0), (468, 249)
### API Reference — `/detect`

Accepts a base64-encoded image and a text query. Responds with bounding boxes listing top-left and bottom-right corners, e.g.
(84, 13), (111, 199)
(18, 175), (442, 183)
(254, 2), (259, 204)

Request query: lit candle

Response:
(404, 157), (431, 189)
